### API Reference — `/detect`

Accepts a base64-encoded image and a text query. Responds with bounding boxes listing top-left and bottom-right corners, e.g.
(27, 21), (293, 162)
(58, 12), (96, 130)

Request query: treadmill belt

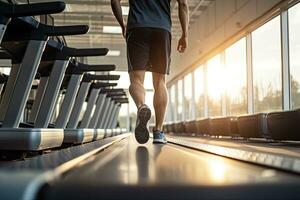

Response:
(43, 135), (300, 200)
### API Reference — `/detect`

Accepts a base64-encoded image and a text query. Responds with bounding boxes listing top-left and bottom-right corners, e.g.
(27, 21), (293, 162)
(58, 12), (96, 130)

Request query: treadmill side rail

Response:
(63, 129), (94, 144)
(0, 128), (63, 150)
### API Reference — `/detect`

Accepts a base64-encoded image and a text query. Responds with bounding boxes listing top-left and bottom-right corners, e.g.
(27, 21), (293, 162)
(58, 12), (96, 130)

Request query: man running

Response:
(111, 0), (189, 144)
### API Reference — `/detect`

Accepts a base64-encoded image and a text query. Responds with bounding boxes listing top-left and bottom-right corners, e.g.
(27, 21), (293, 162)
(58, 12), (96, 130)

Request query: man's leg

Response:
(129, 70), (146, 108)
(152, 72), (168, 131)
(129, 70), (151, 144)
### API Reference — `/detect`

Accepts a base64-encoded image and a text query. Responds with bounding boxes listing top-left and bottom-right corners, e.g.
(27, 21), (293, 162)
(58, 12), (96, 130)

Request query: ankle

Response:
(153, 128), (163, 132)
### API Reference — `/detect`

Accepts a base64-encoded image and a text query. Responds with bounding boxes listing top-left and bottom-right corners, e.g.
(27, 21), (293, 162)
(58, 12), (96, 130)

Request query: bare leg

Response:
(152, 72), (168, 131)
(129, 70), (146, 108)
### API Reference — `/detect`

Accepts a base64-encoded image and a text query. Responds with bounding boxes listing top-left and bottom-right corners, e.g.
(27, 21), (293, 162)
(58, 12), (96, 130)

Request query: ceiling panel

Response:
(51, 0), (214, 46)
(46, 0), (214, 70)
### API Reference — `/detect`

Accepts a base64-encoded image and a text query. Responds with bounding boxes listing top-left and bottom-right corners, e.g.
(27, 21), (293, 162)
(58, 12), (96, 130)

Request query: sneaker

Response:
(135, 104), (151, 144)
(153, 130), (168, 144)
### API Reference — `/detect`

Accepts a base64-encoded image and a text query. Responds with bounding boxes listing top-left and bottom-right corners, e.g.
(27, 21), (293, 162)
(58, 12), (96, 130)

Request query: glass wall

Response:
(194, 66), (205, 118)
(252, 16), (282, 113)
(166, 2), (300, 123)
(225, 38), (248, 115)
(184, 73), (193, 120)
(289, 3), (300, 109)
(207, 55), (223, 117)
(177, 80), (183, 121)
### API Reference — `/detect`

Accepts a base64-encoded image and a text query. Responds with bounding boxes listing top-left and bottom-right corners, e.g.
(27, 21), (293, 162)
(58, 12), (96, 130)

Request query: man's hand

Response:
(177, 0), (189, 53)
(177, 35), (188, 53)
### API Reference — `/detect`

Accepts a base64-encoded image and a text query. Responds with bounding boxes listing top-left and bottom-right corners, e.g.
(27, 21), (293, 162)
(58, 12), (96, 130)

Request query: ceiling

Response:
(51, 0), (214, 48)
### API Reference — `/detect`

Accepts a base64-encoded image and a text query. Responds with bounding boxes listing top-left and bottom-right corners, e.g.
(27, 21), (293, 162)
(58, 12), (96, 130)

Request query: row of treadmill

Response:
(0, 0), (128, 159)
(164, 109), (300, 141)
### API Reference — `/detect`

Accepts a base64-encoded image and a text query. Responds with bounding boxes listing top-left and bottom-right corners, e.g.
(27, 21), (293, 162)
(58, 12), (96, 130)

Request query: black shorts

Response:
(126, 28), (171, 75)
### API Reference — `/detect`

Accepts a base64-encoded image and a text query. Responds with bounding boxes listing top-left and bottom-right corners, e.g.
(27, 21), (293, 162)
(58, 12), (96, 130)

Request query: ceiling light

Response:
(122, 6), (129, 15)
(107, 50), (121, 56)
(103, 26), (122, 34)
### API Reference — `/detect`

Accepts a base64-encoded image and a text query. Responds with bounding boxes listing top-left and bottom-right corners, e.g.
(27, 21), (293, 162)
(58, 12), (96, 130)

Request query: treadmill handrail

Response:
(66, 61), (114, 74)
(77, 63), (115, 72)
(92, 82), (118, 88)
(82, 74), (120, 82)
(111, 97), (128, 101)
(62, 47), (108, 57)
(101, 88), (125, 93)
(41, 24), (89, 36)
(0, 1), (65, 17)
(106, 93), (126, 97)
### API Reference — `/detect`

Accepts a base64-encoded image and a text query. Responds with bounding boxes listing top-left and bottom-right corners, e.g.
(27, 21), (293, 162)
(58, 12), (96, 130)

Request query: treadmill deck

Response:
(42, 135), (300, 200)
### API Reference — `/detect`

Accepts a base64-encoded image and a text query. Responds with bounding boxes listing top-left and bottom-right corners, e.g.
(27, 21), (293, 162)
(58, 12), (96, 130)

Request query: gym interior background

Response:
(1, 0), (300, 199)
(1, 0), (294, 131)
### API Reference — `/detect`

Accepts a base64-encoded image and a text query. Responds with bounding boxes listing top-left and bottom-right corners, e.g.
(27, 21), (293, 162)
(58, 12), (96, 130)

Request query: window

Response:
(177, 80), (183, 121)
(207, 55), (224, 116)
(252, 16), (282, 113)
(289, 3), (300, 109)
(194, 67), (205, 118)
(225, 38), (247, 115)
(184, 73), (193, 120)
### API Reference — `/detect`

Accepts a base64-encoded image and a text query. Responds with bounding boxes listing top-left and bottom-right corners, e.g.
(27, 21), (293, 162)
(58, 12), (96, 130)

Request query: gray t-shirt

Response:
(127, 0), (172, 33)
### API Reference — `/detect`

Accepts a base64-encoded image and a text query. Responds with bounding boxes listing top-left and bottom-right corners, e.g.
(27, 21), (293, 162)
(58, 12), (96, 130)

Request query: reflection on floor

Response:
(63, 135), (299, 186)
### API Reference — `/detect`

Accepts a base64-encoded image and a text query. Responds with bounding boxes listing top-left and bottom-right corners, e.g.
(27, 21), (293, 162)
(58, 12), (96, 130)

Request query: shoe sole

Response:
(135, 107), (151, 144)
(153, 139), (168, 144)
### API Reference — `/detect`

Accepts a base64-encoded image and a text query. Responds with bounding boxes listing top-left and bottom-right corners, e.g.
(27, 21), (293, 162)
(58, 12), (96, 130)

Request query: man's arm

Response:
(177, 0), (189, 53)
(111, 0), (126, 38)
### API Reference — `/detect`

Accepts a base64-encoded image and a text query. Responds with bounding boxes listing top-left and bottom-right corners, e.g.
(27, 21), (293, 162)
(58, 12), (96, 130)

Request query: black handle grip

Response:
(101, 88), (124, 93)
(83, 74), (120, 82)
(0, 1), (65, 17)
(106, 92), (126, 97)
(64, 47), (108, 57)
(111, 97), (128, 101)
(92, 82), (118, 88)
(43, 25), (89, 36)
(78, 63), (115, 72)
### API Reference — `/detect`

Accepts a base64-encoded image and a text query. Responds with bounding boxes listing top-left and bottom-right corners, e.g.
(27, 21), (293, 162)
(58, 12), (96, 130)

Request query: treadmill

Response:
(0, 0), (65, 44)
(28, 39), (108, 129)
(89, 88), (126, 139)
(79, 85), (127, 139)
(0, 14), (92, 151)
(63, 73), (121, 144)
(100, 93), (127, 129)
(95, 89), (126, 128)
(106, 98), (128, 130)
(79, 82), (118, 128)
